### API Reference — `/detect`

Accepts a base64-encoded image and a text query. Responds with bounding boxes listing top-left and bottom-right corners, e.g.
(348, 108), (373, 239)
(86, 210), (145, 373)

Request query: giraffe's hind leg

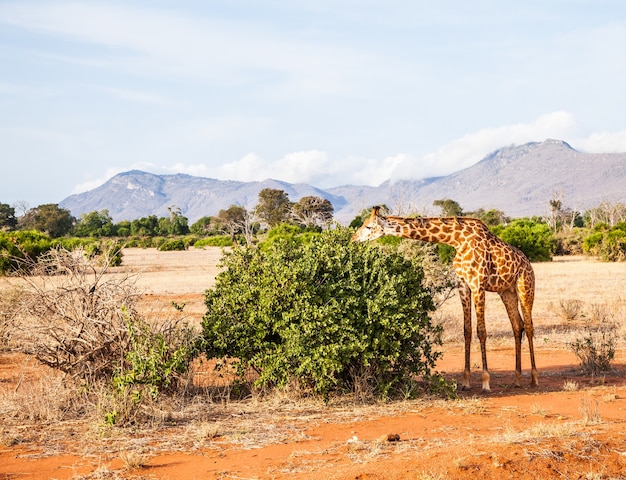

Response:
(517, 272), (539, 386)
(498, 287), (524, 387)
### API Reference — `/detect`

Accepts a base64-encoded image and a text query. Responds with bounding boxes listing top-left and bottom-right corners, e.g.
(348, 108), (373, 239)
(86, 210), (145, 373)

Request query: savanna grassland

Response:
(2, 248), (626, 480)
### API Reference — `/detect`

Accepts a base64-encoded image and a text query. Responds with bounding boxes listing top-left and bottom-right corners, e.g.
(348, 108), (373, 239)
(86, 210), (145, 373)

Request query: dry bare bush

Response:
(557, 299), (584, 323)
(0, 284), (23, 351)
(13, 246), (140, 381)
(568, 320), (616, 375)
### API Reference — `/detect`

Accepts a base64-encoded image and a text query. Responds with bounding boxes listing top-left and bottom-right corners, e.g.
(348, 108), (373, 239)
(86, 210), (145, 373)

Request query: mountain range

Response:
(60, 139), (626, 224)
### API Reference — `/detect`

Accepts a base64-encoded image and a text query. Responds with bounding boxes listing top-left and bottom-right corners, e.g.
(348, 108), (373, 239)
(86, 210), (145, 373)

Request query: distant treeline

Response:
(2, 193), (626, 274)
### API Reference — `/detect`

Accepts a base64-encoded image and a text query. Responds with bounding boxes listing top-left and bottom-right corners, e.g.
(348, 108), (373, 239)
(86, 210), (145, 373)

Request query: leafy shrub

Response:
(583, 223), (626, 261)
(194, 235), (234, 248)
(157, 238), (187, 251)
(0, 230), (53, 274)
(112, 313), (198, 402)
(200, 228), (441, 399)
(183, 235), (200, 247)
(259, 223), (320, 250)
(492, 219), (556, 261)
(124, 236), (157, 248)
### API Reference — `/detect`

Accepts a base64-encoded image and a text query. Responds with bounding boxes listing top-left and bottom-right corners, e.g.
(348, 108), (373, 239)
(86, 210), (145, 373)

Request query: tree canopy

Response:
(19, 204), (74, 238)
(291, 196), (334, 228)
(255, 188), (292, 228)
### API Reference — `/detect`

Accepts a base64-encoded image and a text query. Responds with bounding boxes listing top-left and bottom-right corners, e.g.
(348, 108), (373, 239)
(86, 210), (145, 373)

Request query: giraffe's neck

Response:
(381, 216), (473, 248)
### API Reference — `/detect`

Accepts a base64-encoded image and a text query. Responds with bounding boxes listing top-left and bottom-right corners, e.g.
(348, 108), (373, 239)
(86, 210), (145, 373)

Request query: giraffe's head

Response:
(351, 206), (386, 242)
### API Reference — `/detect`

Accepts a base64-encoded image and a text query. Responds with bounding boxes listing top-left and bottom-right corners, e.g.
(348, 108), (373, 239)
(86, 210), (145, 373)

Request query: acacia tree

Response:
(217, 205), (255, 245)
(291, 196), (334, 229)
(255, 188), (292, 228)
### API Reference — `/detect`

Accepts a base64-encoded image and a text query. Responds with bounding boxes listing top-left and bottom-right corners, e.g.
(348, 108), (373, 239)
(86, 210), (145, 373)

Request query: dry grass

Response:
(579, 396), (602, 425)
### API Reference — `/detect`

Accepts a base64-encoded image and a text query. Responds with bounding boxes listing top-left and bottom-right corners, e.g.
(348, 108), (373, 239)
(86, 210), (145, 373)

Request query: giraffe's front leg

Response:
(458, 281), (473, 390)
(473, 289), (491, 393)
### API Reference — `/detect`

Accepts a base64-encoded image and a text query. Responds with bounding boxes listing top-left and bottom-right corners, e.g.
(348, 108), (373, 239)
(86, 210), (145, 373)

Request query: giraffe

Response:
(352, 206), (538, 392)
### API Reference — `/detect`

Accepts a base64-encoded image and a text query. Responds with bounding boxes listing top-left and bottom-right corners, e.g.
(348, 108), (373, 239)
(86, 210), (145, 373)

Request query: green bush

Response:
(157, 238), (187, 251)
(194, 235), (234, 248)
(259, 223), (320, 250)
(492, 219), (556, 261)
(200, 228), (441, 398)
(112, 314), (198, 402)
(583, 223), (626, 261)
(0, 230), (53, 274)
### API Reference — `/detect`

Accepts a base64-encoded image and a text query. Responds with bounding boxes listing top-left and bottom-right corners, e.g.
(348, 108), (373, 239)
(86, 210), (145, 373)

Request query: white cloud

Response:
(213, 150), (405, 187)
(577, 130), (626, 153)
(217, 151), (330, 184)
(216, 153), (267, 182)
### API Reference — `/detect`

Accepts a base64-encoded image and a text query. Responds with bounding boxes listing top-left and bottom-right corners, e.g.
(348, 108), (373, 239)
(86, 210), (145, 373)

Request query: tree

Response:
(217, 205), (249, 243)
(585, 201), (626, 228)
(433, 199), (463, 217)
(255, 189), (292, 228)
(74, 210), (115, 237)
(291, 196), (334, 229)
(116, 220), (131, 237)
(166, 206), (190, 235)
(20, 204), (75, 238)
(0, 203), (17, 230)
(190, 216), (213, 235)
(131, 215), (159, 236)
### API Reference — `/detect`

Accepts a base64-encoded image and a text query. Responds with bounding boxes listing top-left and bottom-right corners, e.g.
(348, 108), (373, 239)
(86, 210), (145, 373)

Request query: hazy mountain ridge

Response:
(60, 139), (626, 224)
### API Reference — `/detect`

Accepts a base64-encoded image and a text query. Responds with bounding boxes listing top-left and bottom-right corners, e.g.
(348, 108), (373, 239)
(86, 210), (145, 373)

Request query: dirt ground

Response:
(2, 248), (626, 479)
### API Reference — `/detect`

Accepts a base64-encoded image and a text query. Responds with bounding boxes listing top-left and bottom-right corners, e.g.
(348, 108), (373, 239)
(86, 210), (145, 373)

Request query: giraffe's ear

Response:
(372, 206), (381, 216)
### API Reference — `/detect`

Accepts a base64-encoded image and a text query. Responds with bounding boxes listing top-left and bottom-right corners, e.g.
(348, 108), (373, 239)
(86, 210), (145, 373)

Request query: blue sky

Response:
(2, 1), (626, 208)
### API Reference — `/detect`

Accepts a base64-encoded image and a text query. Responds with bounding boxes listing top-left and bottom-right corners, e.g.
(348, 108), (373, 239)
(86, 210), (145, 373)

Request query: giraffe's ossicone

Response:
(352, 206), (538, 392)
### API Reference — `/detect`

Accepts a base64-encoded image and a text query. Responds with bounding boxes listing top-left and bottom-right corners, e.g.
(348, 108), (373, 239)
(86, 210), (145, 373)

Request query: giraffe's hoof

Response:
(460, 385), (471, 392)
(481, 388), (492, 394)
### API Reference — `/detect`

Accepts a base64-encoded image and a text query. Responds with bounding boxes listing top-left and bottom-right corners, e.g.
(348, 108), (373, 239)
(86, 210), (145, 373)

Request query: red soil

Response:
(2, 345), (626, 480)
